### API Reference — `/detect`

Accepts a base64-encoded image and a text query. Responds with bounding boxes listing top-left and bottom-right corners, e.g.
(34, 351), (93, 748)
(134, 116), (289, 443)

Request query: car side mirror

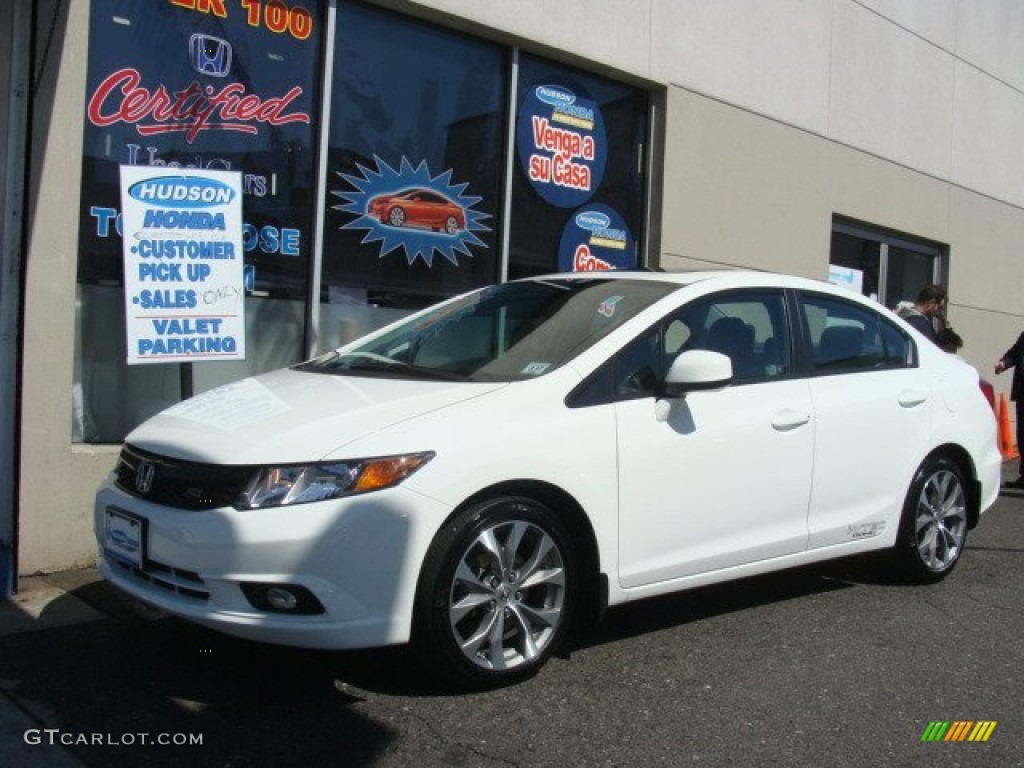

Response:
(655, 350), (732, 421)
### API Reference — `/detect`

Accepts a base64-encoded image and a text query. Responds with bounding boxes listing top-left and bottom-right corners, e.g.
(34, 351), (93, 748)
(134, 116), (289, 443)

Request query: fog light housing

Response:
(267, 586), (297, 611)
(240, 582), (325, 615)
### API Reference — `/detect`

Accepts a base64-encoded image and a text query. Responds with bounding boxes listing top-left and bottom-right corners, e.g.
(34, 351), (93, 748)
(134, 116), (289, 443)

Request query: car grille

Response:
(114, 444), (254, 510)
(108, 555), (210, 601)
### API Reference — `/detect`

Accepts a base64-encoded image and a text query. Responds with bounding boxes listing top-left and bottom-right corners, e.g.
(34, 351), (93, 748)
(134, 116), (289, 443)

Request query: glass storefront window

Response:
(509, 54), (648, 279)
(829, 220), (944, 309)
(830, 229), (881, 301)
(886, 245), (938, 308)
(75, 0), (323, 443)
(320, 2), (504, 350)
(73, 0), (652, 443)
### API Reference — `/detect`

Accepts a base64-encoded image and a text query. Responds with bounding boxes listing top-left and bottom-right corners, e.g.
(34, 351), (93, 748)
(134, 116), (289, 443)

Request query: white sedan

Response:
(94, 270), (1001, 686)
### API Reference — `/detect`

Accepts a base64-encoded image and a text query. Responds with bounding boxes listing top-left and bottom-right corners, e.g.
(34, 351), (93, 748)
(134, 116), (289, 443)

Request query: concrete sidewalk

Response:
(0, 569), (105, 767)
(0, 569), (106, 638)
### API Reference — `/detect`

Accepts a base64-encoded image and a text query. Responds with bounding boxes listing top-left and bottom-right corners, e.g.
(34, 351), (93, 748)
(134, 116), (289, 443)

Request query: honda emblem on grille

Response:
(188, 33), (232, 78)
(135, 461), (156, 494)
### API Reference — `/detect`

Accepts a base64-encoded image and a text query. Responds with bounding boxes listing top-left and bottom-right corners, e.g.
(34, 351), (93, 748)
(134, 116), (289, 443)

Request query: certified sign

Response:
(119, 166), (245, 365)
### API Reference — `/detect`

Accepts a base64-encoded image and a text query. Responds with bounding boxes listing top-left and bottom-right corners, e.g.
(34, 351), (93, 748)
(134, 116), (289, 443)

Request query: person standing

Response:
(895, 284), (947, 344)
(995, 331), (1024, 487)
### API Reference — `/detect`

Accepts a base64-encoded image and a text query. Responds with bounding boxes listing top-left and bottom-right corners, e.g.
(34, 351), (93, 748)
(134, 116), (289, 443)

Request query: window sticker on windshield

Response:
(163, 378), (291, 431)
(597, 295), (624, 318)
(521, 362), (551, 376)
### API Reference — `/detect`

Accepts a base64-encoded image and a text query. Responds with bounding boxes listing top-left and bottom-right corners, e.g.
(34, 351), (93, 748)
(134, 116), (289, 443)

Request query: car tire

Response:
(893, 456), (969, 583)
(444, 216), (458, 234)
(414, 496), (576, 687)
(388, 206), (406, 227)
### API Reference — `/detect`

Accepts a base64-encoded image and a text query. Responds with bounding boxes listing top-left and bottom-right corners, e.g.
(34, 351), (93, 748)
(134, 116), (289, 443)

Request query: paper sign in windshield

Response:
(162, 377), (290, 430)
(120, 166), (245, 365)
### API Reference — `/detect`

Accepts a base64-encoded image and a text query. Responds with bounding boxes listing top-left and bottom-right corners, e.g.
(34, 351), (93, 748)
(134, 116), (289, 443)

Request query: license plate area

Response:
(104, 507), (147, 570)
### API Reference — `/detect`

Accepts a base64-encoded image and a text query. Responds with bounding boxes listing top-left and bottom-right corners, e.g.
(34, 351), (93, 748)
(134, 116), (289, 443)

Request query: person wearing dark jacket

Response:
(995, 331), (1024, 486)
(895, 284), (947, 344)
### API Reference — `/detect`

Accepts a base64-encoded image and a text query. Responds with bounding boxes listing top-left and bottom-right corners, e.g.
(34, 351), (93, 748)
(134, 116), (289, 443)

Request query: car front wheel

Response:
(387, 206), (406, 227)
(894, 456), (969, 583)
(415, 497), (576, 687)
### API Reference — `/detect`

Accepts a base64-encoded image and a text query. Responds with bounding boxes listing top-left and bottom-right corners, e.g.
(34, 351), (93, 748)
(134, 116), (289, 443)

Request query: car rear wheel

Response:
(415, 497), (576, 687)
(388, 206), (406, 227)
(894, 456), (969, 583)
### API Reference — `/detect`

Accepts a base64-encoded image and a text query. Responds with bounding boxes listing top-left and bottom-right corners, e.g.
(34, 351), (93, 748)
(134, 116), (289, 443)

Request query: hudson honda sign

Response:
(119, 167), (246, 364)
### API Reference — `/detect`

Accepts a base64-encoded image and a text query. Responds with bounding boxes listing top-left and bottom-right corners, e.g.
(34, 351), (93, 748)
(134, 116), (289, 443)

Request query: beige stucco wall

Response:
(947, 188), (1024, 388)
(19, 0), (116, 574)
(659, 89), (833, 276)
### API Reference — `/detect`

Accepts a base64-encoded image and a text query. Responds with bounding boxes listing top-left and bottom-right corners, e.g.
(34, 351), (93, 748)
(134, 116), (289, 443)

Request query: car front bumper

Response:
(93, 475), (451, 649)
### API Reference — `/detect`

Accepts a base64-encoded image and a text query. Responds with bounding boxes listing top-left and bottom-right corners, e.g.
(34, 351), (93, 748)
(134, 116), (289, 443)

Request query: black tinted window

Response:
(799, 293), (913, 373)
(673, 291), (791, 384)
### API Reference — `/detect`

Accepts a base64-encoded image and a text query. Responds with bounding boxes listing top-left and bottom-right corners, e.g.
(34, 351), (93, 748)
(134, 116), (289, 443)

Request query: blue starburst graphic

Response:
(331, 156), (490, 267)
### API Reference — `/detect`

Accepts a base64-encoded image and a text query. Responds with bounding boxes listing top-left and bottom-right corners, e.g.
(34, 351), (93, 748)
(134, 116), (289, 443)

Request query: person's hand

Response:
(995, 360), (1008, 374)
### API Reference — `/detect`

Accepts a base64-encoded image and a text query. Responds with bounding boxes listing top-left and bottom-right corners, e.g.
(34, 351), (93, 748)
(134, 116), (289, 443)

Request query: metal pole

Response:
(1, 0), (33, 596)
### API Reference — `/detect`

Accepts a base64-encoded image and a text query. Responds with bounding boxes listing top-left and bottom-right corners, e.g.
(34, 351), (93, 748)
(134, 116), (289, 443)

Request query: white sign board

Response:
(827, 264), (864, 294)
(119, 166), (245, 365)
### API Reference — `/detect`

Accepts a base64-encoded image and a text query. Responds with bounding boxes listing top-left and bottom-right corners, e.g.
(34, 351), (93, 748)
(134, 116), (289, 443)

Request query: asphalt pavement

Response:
(2, 463), (1023, 768)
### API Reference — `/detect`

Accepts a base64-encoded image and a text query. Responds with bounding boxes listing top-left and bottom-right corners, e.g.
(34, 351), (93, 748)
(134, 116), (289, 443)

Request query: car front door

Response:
(613, 291), (814, 589)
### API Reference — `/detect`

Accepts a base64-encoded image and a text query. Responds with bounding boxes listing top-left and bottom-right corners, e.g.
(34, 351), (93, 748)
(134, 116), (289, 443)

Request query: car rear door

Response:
(796, 291), (932, 549)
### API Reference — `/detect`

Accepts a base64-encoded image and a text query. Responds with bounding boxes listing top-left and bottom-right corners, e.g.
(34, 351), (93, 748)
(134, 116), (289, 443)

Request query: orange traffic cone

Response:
(998, 393), (1019, 461)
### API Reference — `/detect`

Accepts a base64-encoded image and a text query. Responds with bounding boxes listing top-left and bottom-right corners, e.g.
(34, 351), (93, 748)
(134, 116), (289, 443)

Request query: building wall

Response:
(20, 0), (115, 573)
(17, 0), (1024, 572)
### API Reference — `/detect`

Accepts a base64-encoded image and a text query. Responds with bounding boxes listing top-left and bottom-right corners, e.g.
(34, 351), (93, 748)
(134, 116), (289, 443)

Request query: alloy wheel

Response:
(913, 468), (967, 572)
(446, 519), (566, 671)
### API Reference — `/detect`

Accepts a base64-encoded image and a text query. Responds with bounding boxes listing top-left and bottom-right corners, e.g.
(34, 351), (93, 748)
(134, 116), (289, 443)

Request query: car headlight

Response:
(236, 452), (435, 510)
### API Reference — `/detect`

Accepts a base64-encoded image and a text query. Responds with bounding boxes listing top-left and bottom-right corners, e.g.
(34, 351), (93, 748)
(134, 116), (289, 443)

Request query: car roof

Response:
(526, 269), (857, 295)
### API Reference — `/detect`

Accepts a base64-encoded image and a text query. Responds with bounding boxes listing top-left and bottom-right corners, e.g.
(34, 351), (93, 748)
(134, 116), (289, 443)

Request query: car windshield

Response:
(297, 277), (678, 382)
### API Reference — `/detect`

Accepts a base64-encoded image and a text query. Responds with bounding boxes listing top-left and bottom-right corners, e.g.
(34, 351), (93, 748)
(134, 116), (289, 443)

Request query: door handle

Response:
(898, 389), (928, 408)
(771, 409), (811, 431)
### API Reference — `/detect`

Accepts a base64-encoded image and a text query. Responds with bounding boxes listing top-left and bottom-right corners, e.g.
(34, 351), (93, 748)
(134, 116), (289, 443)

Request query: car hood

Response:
(124, 367), (507, 465)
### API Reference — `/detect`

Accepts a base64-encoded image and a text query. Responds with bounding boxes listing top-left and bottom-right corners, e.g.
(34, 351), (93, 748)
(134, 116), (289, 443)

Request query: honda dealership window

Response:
(76, 0), (322, 442)
(74, 0), (649, 443)
(320, 2), (504, 349)
(509, 55), (648, 279)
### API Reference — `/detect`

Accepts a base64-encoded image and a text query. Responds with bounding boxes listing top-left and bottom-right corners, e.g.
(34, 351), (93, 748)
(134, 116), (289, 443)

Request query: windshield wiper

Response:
(343, 363), (469, 382)
(299, 351), (471, 381)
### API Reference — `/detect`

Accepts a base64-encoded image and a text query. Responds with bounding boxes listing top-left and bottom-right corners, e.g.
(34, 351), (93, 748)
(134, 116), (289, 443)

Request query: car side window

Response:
(567, 290), (793, 408)
(567, 326), (665, 407)
(678, 292), (791, 385)
(799, 292), (913, 374)
(616, 332), (661, 399)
